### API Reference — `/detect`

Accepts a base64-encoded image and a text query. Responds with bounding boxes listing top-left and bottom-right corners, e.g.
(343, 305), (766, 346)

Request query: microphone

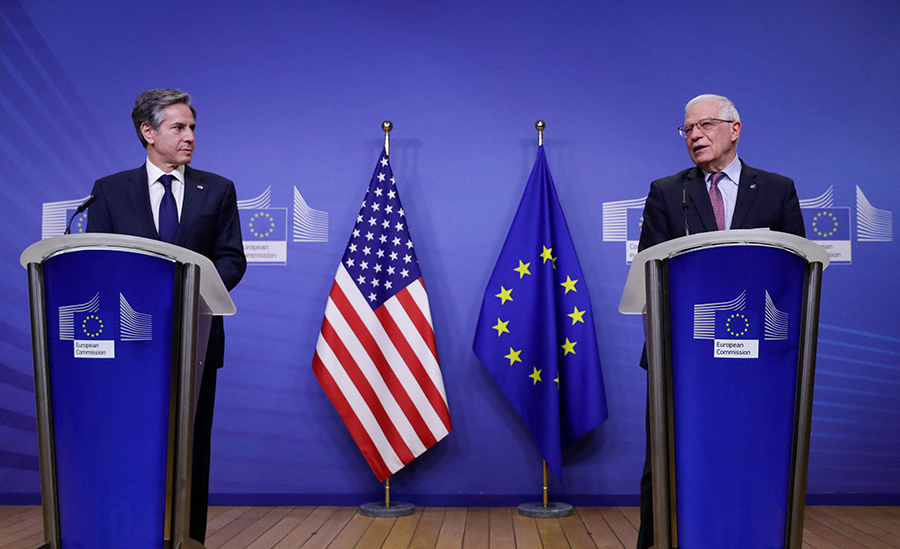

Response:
(682, 185), (690, 236)
(64, 195), (97, 235)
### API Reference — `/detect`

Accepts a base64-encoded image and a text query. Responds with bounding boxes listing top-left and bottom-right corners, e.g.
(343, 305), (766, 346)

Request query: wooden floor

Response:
(2, 505), (900, 548)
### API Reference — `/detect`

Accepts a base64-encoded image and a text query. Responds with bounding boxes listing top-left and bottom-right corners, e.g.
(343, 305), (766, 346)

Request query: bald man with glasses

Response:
(634, 94), (805, 549)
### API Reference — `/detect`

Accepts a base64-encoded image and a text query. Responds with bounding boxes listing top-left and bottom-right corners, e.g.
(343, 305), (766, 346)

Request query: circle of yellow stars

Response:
(490, 244), (589, 389)
(726, 313), (750, 337)
(811, 211), (838, 238)
(82, 314), (103, 338)
(249, 212), (276, 238)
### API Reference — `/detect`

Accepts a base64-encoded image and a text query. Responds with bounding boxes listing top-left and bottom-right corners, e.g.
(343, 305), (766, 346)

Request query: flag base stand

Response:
(517, 501), (573, 518)
(517, 460), (573, 518)
(360, 477), (415, 517)
(360, 501), (415, 517)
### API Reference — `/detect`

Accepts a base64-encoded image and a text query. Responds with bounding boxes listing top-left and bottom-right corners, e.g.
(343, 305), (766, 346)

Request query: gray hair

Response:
(685, 94), (740, 123)
(132, 89), (196, 148)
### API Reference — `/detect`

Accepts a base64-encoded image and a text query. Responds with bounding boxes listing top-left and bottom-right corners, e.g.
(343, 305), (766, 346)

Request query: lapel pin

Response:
(750, 184), (757, 189)
(197, 185), (204, 190)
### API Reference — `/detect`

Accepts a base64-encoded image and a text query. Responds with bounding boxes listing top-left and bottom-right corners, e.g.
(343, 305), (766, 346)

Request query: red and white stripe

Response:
(313, 264), (452, 480)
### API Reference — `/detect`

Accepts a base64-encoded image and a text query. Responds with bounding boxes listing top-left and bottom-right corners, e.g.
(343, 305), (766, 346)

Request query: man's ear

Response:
(730, 120), (742, 143)
(141, 122), (156, 146)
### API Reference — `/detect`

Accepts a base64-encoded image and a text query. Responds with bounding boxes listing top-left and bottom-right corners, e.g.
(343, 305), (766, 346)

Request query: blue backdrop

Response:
(1, 0), (898, 505)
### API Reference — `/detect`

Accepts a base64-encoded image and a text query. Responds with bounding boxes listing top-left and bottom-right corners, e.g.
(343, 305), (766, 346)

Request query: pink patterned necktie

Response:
(709, 172), (726, 230)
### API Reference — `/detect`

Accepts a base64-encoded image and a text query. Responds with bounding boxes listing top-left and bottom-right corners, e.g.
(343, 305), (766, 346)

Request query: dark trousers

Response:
(637, 389), (654, 549)
(189, 364), (218, 543)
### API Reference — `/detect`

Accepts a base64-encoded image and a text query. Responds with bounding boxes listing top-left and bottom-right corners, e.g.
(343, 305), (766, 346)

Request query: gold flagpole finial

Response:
(535, 120), (545, 146)
(383, 121), (393, 157)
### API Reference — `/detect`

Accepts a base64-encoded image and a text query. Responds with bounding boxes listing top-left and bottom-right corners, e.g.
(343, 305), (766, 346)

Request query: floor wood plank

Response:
(535, 515), (568, 548)
(558, 511), (598, 549)
(598, 507), (637, 549)
(207, 506), (258, 540)
(355, 514), (397, 549)
(510, 513), (542, 549)
(219, 506), (295, 549)
(306, 508), (370, 549)
(804, 513), (870, 549)
(574, 507), (625, 549)
(488, 507), (515, 549)
(406, 507), (446, 549)
(462, 507), (490, 549)
(807, 507), (896, 549)
(246, 506), (317, 549)
(435, 506), (467, 549)
(274, 506), (344, 549)
(381, 507), (424, 549)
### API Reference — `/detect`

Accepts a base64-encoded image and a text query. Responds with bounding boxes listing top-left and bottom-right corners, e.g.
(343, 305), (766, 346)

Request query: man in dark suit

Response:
(86, 89), (246, 543)
(635, 94), (805, 549)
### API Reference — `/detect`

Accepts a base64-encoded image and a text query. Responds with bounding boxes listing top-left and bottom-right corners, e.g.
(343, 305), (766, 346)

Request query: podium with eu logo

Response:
(620, 229), (829, 549)
(21, 234), (236, 549)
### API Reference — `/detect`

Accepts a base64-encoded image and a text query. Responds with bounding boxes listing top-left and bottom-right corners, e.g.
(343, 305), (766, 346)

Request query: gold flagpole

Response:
(543, 460), (549, 507)
(385, 477), (391, 507)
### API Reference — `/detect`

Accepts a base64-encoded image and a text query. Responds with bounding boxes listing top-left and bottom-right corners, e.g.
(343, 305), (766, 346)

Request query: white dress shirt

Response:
(146, 159), (185, 233)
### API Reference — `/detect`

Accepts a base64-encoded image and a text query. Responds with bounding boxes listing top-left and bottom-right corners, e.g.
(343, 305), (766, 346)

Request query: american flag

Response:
(313, 147), (452, 481)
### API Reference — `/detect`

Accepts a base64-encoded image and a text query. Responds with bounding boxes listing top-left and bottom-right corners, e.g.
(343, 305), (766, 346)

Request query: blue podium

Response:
(21, 234), (236, 549)
(620, 230), (829, 549)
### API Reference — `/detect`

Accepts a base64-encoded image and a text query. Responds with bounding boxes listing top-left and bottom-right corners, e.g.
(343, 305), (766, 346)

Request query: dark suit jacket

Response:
(638, 160), (805, 253)
(86, 165), (247, 368)
(635, 160), (805, 370)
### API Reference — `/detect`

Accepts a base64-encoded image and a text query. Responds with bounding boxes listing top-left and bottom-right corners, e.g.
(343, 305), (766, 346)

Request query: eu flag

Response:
(473, 145), (608, 478)
(805, 208), (850, 240)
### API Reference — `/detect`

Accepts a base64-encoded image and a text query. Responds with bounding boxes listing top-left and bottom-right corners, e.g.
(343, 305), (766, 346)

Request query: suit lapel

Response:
(685, 167), (719, 232)
(732, 161), (759, 229)
(177, 167), (211, 246)
(127, 167), (158, 237)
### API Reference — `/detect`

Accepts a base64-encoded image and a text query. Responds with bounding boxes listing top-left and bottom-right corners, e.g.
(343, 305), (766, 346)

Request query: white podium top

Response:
(21, 234), (236, 316)
(619, 229), (830, 315)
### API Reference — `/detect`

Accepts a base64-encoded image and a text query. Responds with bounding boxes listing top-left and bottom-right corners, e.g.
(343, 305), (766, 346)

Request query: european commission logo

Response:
(799, 186), (849, 264)
(601, 196), (646, 263)
(41, 196), (91, 239)
(238, 186), (289, 265)
(59, 292), (153, 359)
(692, 290), (789, 359)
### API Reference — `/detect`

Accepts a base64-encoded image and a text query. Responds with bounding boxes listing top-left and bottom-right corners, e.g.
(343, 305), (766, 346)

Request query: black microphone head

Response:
(77, 195), (97, 213)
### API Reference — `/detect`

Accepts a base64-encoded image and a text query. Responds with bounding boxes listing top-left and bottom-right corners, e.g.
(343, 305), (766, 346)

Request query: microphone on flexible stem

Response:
(64, 195), (97, 235)
(682, 185), (690, 236)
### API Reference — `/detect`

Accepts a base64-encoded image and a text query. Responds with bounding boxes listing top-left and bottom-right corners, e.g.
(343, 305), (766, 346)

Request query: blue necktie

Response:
(158, 174), (179, 243)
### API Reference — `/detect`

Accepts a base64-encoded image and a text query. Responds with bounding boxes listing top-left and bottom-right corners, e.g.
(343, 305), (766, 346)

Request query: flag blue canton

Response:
(473, 145), (608, 479)
(341, 149), (421, 310)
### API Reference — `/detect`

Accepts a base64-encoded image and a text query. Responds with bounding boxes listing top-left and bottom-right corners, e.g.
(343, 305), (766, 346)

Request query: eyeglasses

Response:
(678, 118), (734, 138)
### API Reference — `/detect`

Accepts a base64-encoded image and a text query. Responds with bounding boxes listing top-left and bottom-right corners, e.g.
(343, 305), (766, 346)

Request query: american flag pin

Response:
(197, 185), (204, 190)
(750, 184), (757, 189)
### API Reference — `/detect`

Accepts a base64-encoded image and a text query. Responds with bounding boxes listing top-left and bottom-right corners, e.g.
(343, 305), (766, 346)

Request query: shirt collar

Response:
(702, 155), (741, 186)
(146, 158), (186, 186)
